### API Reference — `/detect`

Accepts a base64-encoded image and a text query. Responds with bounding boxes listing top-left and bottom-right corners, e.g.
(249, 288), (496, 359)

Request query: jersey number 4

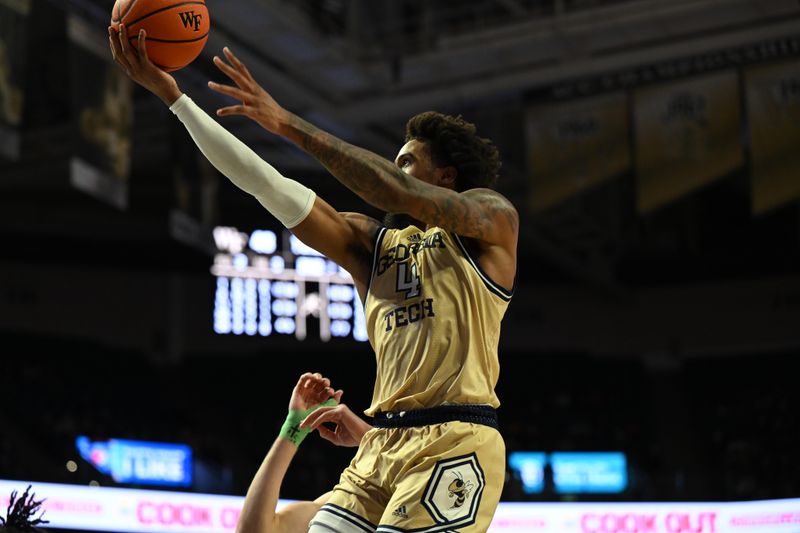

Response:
(396, 262), (421, 299)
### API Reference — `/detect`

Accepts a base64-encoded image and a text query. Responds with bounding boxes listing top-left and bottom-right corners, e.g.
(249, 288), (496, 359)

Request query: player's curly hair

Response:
(0, 486), (49, 532)
(405, 111), (502, 192)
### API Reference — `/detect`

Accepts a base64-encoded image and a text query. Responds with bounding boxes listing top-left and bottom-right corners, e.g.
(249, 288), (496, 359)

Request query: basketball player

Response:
(109, 26), (518, 533)
(238, 372), (371, 533)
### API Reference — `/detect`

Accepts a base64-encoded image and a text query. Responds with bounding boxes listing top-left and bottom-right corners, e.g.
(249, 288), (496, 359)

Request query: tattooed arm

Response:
(284, 113), (519, 247)
(207, 47), (519, 249)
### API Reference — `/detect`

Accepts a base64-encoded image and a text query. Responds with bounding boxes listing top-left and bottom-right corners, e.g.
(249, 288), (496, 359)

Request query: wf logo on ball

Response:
(179, 11), (202, 31)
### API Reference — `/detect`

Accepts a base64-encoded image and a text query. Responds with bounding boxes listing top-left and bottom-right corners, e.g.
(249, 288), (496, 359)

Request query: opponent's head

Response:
(398, 111), (502, 192)
(0, 486), (48, 532)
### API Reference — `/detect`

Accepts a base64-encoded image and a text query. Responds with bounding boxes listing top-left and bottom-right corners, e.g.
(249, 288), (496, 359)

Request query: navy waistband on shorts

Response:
(370, 404), (499, 430)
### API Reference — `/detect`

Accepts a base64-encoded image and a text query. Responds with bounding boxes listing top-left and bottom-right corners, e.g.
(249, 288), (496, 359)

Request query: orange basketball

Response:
(111, 0), (210, 72)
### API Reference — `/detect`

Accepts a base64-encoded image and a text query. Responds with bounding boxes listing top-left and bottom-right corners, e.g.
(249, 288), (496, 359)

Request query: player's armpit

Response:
(289, 196), (381, 291)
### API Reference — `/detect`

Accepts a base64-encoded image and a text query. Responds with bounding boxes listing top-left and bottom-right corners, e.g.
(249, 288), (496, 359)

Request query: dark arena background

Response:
(1, 1), (800, 532)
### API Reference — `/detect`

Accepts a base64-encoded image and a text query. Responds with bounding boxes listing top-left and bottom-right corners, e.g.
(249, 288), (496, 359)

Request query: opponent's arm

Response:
(238, 438), (309, 533)
(107, 26), (378, 287)
(208, 48), (519, 248)
(263, 494), (331, 533)
(237, 373), (342, 533)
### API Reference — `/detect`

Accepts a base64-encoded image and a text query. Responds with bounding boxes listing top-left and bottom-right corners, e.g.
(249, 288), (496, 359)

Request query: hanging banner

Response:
(68, 15), (132, 210)
(634, 71), (742, 213)
(526, 93), (630, 212)
(169, 118), (218, 254)
(0, 0), (30, 160)
(745, 60), (800, 215)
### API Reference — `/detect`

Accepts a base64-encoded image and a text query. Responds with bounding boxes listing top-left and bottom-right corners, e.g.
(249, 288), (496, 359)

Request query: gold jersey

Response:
(363, 225), (513, 416)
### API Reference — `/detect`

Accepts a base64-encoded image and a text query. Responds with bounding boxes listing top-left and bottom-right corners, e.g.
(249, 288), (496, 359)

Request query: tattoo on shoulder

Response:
(419, 189), (518, 240)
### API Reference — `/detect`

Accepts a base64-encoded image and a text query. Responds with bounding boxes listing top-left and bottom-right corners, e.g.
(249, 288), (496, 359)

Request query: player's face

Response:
(395, 139), (452, 188)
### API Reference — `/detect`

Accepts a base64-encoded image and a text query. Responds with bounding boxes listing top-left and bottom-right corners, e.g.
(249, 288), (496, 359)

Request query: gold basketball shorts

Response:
(312, 406), (505, 533)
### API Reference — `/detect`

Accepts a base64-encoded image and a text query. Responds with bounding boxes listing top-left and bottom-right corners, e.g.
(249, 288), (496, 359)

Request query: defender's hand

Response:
(289, 372), (343, 412)
(300, 403), (373, 448)
(108, 24), (182, 106)
(207, 47), (288, 135)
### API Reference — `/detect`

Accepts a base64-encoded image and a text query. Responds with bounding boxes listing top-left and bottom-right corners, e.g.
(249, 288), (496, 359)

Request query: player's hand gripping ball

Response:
(110, 0), (210, 72)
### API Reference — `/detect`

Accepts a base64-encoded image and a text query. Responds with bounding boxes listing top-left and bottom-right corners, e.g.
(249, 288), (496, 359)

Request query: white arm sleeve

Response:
(169, 94), (316, 228)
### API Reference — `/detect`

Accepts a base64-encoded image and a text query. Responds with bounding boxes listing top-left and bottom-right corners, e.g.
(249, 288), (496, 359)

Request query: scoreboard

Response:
(211, 226), (368, 342)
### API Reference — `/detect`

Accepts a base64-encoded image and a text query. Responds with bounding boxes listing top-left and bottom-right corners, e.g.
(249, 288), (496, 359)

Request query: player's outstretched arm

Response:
(108, 29), (378, 290)
(236, 372), (342, 533)
(208, 48), (519, 249)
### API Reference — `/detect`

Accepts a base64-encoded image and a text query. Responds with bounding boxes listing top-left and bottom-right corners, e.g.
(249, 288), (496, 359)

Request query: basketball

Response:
(110, 0), (210, 72)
